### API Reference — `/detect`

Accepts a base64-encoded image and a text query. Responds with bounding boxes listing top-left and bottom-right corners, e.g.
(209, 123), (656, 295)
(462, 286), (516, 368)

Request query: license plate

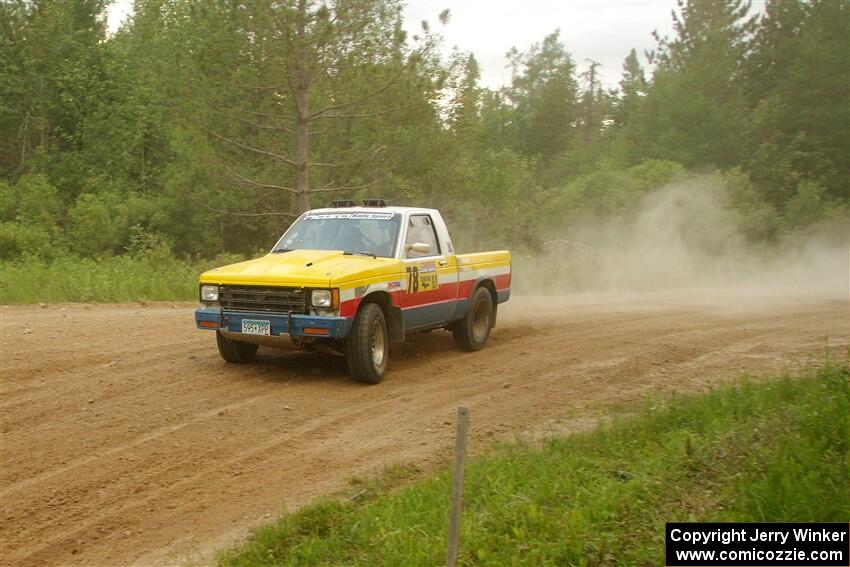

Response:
(241, 319), (270, 335)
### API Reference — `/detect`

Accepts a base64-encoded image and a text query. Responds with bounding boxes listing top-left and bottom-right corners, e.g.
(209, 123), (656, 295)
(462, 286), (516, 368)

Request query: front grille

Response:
(219, 285), (307, 314)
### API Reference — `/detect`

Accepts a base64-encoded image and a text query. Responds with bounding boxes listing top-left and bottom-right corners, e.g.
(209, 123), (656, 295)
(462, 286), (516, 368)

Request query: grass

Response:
(0, 254), (241, 303)
(219, 361), (849, 566)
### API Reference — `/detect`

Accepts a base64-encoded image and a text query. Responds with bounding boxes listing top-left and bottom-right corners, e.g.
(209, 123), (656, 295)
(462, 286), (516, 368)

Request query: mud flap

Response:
(386, 305), (405, 341)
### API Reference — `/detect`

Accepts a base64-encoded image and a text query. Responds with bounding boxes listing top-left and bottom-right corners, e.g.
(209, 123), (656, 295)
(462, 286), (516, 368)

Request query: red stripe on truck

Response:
(340, 296), (363, 318)
(339, 273), (510, 318)
(392, 281), (458, 308)
(494, 273), (511, 290)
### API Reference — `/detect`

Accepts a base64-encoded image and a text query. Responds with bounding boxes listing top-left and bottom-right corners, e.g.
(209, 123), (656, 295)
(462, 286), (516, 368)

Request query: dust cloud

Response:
(513, 177), (849, 299)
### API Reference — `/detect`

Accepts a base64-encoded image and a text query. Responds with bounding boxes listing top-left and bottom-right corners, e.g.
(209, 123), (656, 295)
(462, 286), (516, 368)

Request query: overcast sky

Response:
(403, 0), (680, 89)
(105, 1), (744, 91)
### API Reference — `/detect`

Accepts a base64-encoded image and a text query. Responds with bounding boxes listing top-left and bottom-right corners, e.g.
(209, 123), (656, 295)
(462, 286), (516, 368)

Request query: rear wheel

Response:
(452, 286), (493, 352)
(216, 330), (258, 363)
(346, 303), (388, 384)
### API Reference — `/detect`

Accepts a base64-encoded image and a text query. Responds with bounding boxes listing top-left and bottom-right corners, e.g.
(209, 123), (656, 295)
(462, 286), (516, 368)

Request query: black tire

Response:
(216, 330), (259, 363)
(452, 286), (494, 352)
(345, 303), (388, 384)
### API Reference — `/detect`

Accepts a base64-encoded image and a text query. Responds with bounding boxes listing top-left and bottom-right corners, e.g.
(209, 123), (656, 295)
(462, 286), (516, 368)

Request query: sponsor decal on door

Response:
(406, 262), (440, 293)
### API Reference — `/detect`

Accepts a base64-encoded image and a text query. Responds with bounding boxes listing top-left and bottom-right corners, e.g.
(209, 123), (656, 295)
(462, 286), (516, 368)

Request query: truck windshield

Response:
(272, 212), (401, 258)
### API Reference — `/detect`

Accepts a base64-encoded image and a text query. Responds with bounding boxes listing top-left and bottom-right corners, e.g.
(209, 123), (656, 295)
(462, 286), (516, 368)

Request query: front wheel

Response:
(345, 303), (388, 384)
(216, 330), (259, 363)
(452, 286), (494, 352)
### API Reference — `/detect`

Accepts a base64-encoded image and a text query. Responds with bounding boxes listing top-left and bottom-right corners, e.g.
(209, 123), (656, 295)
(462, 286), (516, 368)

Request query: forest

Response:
(0, 0), (848, 298)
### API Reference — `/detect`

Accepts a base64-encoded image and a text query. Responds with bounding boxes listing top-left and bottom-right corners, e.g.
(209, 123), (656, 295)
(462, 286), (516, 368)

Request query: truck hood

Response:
(199, 250), (397, 287)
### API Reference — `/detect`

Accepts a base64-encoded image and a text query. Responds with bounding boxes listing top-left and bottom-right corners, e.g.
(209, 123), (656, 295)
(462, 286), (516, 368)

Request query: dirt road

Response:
(1, 291), (847, 566)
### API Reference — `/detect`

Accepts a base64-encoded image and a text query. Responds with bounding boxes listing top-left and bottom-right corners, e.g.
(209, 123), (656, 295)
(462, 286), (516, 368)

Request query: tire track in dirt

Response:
(0, 292), (846, 566)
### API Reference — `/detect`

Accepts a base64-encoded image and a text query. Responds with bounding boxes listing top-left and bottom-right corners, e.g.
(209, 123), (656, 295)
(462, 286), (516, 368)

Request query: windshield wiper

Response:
(343, 250), (377, 259)
(271, 248), (292, 254)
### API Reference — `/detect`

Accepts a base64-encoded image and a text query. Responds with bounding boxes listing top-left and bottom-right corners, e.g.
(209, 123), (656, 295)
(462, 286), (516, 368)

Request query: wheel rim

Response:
(472, 297), (490, 341)
(370, 319), (386, 367)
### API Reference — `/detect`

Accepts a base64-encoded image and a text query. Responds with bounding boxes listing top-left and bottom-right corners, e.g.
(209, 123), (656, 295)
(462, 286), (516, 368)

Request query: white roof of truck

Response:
(307, 206), (435, 215)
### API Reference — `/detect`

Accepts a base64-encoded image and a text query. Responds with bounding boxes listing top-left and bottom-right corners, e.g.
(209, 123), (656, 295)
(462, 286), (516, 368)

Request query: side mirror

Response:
(407, 242), (431, 255)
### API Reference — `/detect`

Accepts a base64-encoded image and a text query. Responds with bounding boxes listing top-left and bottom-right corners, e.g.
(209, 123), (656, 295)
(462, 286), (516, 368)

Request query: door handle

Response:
(438, 259), (448, 266)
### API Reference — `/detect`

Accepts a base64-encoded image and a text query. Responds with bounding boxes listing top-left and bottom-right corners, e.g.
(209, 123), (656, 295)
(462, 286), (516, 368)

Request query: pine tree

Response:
(503, 30), (579, 159)
(635, 0), (758, 168)
(579, 60), (601, 143)
(745, 0), (849, 205)
(199, 0), (439, 213)
(448, 52), (482, 136)
(615, 49), (647, 127)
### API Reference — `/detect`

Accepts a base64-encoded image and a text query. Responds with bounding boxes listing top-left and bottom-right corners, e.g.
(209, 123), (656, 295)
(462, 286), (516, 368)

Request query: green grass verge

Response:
(219, 362), (850, 566)
(0, 254), (243, 303)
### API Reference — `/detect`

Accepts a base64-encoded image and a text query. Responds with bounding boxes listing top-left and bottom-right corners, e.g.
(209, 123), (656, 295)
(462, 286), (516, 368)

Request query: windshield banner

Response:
(305, 212), (395, 220)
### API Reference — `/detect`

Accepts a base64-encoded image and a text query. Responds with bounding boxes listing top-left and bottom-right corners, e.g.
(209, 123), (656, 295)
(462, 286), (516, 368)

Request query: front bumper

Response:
(195, 307), (352, 339)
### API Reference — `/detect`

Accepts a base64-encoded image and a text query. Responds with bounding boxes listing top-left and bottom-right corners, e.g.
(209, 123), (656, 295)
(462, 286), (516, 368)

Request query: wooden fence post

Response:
(446, 406), (469, 567)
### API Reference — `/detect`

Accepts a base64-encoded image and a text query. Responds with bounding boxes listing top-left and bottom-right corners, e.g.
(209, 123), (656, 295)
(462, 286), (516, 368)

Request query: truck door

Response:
(401, 213), (458, 328)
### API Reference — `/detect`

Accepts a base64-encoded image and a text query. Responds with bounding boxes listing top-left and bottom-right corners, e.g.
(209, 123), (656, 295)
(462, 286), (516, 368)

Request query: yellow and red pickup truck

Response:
(195, 201), (511, 383)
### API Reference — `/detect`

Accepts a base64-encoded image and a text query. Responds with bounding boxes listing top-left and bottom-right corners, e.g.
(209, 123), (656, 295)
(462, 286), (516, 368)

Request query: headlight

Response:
(311, 289), (332, 307)
(200, 284), (219, 302)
